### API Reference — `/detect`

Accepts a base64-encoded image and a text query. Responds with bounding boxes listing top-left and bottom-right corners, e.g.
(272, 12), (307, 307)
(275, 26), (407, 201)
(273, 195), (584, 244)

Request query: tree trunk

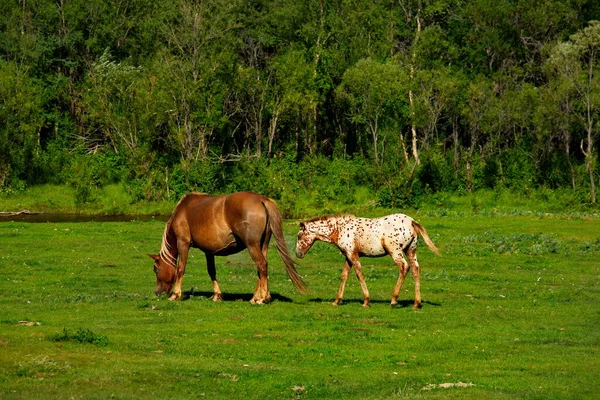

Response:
(452, 116), (459, 179)
(408, 1), (422, 165)
(267, 108), (280, 159)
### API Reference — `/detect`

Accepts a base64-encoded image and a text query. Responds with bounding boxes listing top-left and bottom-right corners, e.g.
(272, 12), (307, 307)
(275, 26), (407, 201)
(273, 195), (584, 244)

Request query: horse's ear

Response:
(148, 254), (160, 261)
(299, 222), (305, 229)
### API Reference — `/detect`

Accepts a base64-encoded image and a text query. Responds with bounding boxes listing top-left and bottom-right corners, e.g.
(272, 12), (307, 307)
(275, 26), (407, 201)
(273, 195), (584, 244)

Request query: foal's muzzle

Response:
(295, 246), (306, 259)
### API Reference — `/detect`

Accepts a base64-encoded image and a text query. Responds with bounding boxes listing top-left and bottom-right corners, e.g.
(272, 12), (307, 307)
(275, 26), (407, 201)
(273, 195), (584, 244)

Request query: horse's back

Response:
(172, 192), (271, 251)
(223, 191), (269, 219)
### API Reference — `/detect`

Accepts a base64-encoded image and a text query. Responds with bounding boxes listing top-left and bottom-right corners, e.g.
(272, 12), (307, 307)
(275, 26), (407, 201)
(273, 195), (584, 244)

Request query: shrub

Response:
(49, 328), (109, 347)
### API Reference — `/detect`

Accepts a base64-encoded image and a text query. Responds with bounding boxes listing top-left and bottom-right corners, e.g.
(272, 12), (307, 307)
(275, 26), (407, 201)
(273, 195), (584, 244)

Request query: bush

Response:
(49, 328), (109, 347)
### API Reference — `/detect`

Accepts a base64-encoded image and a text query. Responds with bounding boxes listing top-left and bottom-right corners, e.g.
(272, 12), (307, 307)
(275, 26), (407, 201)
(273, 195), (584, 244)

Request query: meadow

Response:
(0, 211), (598, 399)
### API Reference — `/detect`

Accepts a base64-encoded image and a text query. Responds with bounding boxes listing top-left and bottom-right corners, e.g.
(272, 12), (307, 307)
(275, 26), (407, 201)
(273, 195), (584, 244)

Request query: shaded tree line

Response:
(1, 0), (599, 206)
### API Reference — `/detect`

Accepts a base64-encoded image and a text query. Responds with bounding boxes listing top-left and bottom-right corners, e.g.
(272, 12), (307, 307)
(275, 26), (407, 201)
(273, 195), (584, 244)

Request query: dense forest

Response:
(1, 0), (600, 210)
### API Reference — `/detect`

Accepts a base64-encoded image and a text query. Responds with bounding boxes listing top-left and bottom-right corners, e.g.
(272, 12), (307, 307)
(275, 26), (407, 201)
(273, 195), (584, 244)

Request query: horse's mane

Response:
(159, 218), (177, 268)
(158, 193), (195, 269)
(304, 214), (354, 223)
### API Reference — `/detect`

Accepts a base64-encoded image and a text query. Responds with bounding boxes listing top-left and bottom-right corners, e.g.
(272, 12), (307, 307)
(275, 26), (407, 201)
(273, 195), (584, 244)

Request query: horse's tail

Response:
(263, 198), (307, 294)
(412, 220), (440, 256)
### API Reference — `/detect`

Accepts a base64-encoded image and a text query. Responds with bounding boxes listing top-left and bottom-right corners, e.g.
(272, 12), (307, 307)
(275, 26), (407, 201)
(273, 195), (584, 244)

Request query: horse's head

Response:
(148, 253), (176, 296)
(295, 222), (317, 258)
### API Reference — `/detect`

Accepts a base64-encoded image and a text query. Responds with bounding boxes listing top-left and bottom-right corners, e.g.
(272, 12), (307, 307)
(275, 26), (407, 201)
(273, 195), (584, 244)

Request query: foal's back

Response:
(338, 214), (416, 256)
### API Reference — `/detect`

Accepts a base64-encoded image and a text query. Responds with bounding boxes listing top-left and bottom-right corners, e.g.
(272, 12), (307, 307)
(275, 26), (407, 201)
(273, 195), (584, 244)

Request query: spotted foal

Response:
(296, 214), (439, 308)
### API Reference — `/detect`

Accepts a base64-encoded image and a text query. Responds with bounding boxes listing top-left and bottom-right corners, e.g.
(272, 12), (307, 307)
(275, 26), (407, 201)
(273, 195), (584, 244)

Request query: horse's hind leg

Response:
(333, 260), (352, 306)
(406, 248), (421, 308)
(206, 254), (223, 302)
(247, 244), (271, 304)
(391, 252), (410, 307)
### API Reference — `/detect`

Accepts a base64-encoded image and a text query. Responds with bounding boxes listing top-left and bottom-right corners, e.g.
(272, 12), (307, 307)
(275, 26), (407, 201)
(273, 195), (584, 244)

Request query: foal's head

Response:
(295, 222), (318, 258)
(148, 254), (176, 296)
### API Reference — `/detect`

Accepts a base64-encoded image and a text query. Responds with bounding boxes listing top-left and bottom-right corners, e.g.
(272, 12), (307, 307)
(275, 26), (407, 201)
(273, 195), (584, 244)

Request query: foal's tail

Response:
(263, 198), (307, 294)
(412, 221), (440, 256)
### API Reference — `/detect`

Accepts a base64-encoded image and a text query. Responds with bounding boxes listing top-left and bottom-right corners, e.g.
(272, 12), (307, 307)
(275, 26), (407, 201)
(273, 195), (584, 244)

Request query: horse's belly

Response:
(358, 239), (386, 257)
(192, 231), (244, 256)
(212, 242), (246, 256)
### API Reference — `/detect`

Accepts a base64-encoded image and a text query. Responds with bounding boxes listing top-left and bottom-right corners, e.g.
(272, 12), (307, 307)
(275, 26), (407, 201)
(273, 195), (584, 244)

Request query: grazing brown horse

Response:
(296, 214), (439, 308)
(149, 192), (306, 304)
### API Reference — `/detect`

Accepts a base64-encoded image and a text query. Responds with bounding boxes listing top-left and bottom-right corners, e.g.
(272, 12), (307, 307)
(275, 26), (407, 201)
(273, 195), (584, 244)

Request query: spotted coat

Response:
(296, 214), (439, 308)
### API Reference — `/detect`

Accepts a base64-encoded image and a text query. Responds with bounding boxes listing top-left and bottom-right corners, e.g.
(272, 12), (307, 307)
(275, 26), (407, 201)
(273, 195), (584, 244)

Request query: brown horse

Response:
(148, 192), (306, 304)
(296, 214), (439, 308)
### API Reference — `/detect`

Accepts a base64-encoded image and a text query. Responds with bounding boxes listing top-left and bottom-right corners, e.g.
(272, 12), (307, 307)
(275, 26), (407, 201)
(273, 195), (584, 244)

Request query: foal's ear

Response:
(148, 253), (160, 261)
(299, 222), (306, 229)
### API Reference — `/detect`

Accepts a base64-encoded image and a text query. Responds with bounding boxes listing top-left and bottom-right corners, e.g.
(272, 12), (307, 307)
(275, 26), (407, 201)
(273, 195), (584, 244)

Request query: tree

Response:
(268, 50), (316, 159)
(0, 61), (43, 187)
(547, 21), (600, 203)
(461, 75), (498, 192)
(159, 0), (240, 161)
(336, 58), (408, 164)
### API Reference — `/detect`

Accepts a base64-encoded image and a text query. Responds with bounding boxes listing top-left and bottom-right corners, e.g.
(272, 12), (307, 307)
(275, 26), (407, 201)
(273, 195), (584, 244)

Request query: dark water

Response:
(0, 213), (169, 223)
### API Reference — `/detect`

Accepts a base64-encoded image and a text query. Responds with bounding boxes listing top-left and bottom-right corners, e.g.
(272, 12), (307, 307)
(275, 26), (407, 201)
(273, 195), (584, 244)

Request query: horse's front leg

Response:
(170, 238), (191, 301)
(206, 254), (223, 302)
(349, 255), (370, 308)
(333, 260), (352, 306)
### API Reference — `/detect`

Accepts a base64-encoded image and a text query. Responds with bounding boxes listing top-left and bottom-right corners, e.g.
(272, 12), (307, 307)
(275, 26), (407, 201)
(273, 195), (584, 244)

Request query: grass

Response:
(2, 184), (600, 220)
(0, 212), (598, 399)
(0, 184), (175, 216)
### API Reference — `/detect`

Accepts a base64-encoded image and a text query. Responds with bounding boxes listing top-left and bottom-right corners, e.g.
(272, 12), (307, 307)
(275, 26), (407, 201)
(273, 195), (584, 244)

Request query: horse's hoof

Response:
(168, 294), (179, 301)
(412, 303), (422, 309)
(362, 303), (370, 308)
(391, 302), (398, 308)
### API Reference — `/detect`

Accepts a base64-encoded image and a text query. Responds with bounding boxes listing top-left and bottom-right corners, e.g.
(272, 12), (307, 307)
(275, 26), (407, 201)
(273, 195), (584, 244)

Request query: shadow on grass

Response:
(182, 289), (293, 303)
(308, 298), (442, 307)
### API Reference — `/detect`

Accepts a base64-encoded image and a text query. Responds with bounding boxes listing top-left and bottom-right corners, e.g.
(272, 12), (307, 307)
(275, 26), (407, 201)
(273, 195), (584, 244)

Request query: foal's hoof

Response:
(168, 294), (181, 301)
(212, 294), (223, 302)
(412, 303), (422, 309)
(362, 303), (370, 308)
(391, 301), (398, 308)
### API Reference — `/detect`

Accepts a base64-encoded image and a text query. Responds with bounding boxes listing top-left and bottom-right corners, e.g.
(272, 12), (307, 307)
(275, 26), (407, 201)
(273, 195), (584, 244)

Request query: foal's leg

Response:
(349, 255), (370, 308)
(390, 252), (410, 307)
(333, 260), (352, 306)
(406, 248), (421, 308)
(206, 254), (223, 302)
(170, 238), (191, 301)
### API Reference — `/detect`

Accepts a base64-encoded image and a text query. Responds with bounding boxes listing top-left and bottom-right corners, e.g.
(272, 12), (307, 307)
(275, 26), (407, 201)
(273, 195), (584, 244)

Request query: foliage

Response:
(0, 2), (599, 204)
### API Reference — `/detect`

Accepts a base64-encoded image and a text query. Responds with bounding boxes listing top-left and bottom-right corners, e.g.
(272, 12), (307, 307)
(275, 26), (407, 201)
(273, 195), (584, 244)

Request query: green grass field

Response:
(0, 213), (598, 399)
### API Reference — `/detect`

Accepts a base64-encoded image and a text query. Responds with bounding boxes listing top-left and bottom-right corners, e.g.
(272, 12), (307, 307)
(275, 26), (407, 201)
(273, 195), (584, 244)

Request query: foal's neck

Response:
(317, 217), (343, 244)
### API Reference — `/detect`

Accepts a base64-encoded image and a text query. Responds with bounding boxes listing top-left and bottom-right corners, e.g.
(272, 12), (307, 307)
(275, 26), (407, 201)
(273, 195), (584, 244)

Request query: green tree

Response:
(336, 58), (408, 164)
(268, 49), (316, 159)
(547, 21), (600, 203)
(0, 61), (43, 188)
(159, 0), (240, 161)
